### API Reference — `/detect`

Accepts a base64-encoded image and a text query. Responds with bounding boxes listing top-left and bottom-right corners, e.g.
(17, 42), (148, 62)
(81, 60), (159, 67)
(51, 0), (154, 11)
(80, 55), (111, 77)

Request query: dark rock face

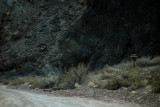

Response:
(60, 0), (160, 69)
(0, 0), (85, 77)
(0, 0), (160, 77)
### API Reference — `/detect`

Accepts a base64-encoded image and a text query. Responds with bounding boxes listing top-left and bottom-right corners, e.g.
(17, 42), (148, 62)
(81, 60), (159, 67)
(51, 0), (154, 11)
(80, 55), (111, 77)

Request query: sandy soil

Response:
(0, 85), (141, 107)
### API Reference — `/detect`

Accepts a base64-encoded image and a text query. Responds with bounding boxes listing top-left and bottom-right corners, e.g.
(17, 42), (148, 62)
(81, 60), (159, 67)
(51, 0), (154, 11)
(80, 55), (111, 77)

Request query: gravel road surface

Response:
(0, 85), (140, 107)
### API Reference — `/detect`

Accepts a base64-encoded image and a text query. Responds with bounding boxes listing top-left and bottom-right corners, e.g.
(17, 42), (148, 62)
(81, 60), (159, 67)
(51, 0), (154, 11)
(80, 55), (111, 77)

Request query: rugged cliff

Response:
(0, 0), (160, 78)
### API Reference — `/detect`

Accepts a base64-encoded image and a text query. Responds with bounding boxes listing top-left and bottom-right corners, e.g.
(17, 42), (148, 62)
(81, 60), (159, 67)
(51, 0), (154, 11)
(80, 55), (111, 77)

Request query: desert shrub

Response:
(116, 66), (149, 90)
(87, 81), (95, 87)
(97, 65), (116, 73)
(9, 78), (26, 86)
(95, 79), (121, 90)
(0, 79), (10, 85)
(136, 56), (160, 67)
(120, 67), (145, 85)
(151, 56), (160, 65)
(136, 57), (152, 67)
(89, 65), (121, 80)
(149, 67), (160, 93)
(106, 79), (122, 90)
(76, 56), (160, 91)
(93, 65), (149, 90)
(114, 62), (135, 70)
(59, 63), (88, 89)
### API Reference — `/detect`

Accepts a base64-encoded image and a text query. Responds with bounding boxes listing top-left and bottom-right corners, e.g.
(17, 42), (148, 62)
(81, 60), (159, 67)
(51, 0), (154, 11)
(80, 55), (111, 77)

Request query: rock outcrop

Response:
(0, 0), (85, 78)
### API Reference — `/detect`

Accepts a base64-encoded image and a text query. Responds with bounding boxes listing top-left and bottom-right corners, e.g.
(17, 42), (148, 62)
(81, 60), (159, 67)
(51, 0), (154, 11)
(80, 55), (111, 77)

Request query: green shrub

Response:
(119, 66), (146, 87)
(95, 79), (121, 90)
(106, 79), (121, 90)
(59, 63), (88, 89)
(0, 79), (10, 85)
(93, 65), (149, 90)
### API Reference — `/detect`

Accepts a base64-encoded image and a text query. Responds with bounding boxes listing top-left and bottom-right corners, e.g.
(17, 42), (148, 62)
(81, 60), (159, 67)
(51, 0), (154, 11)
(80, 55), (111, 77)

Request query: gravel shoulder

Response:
(6, 85), (160, 107)
(0, 85), (141, 107)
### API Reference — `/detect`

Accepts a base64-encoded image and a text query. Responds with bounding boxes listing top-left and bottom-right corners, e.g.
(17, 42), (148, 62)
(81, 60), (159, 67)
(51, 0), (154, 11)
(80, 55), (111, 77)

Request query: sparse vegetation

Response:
(0, 79), (10, 85)
(0, 75), (59, 89)
(86, 56), (160, 92)
(149, 67), (160, 93)
(136, 56), (160, 67)
(93, 66), (148, 90)
(117, 66), (148, 89)
(0, 57), (159, 93)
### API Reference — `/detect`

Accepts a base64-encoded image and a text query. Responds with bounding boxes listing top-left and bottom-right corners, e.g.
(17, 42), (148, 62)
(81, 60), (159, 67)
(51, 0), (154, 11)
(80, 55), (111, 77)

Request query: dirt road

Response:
(0, 85), (140, 107)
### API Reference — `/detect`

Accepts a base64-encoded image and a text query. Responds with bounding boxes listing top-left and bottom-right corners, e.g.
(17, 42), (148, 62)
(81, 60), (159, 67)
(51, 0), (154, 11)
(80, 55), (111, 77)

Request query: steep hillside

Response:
(0, 0), (85, 78)
(0, 0), (160, 78)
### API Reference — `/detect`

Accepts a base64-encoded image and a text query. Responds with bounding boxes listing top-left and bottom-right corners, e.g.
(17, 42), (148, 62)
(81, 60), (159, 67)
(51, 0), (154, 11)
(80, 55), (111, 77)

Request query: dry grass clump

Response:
(149, 67), (160, 93)
(136, 56), (160, 67)
(87, 81), (95, 88)
(0, 79), (10, 85)
(59, 63), (88, 89)
(0, 75), (59, 89)
(94, 79), (121, 90)
(152, 56), (160, 64)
